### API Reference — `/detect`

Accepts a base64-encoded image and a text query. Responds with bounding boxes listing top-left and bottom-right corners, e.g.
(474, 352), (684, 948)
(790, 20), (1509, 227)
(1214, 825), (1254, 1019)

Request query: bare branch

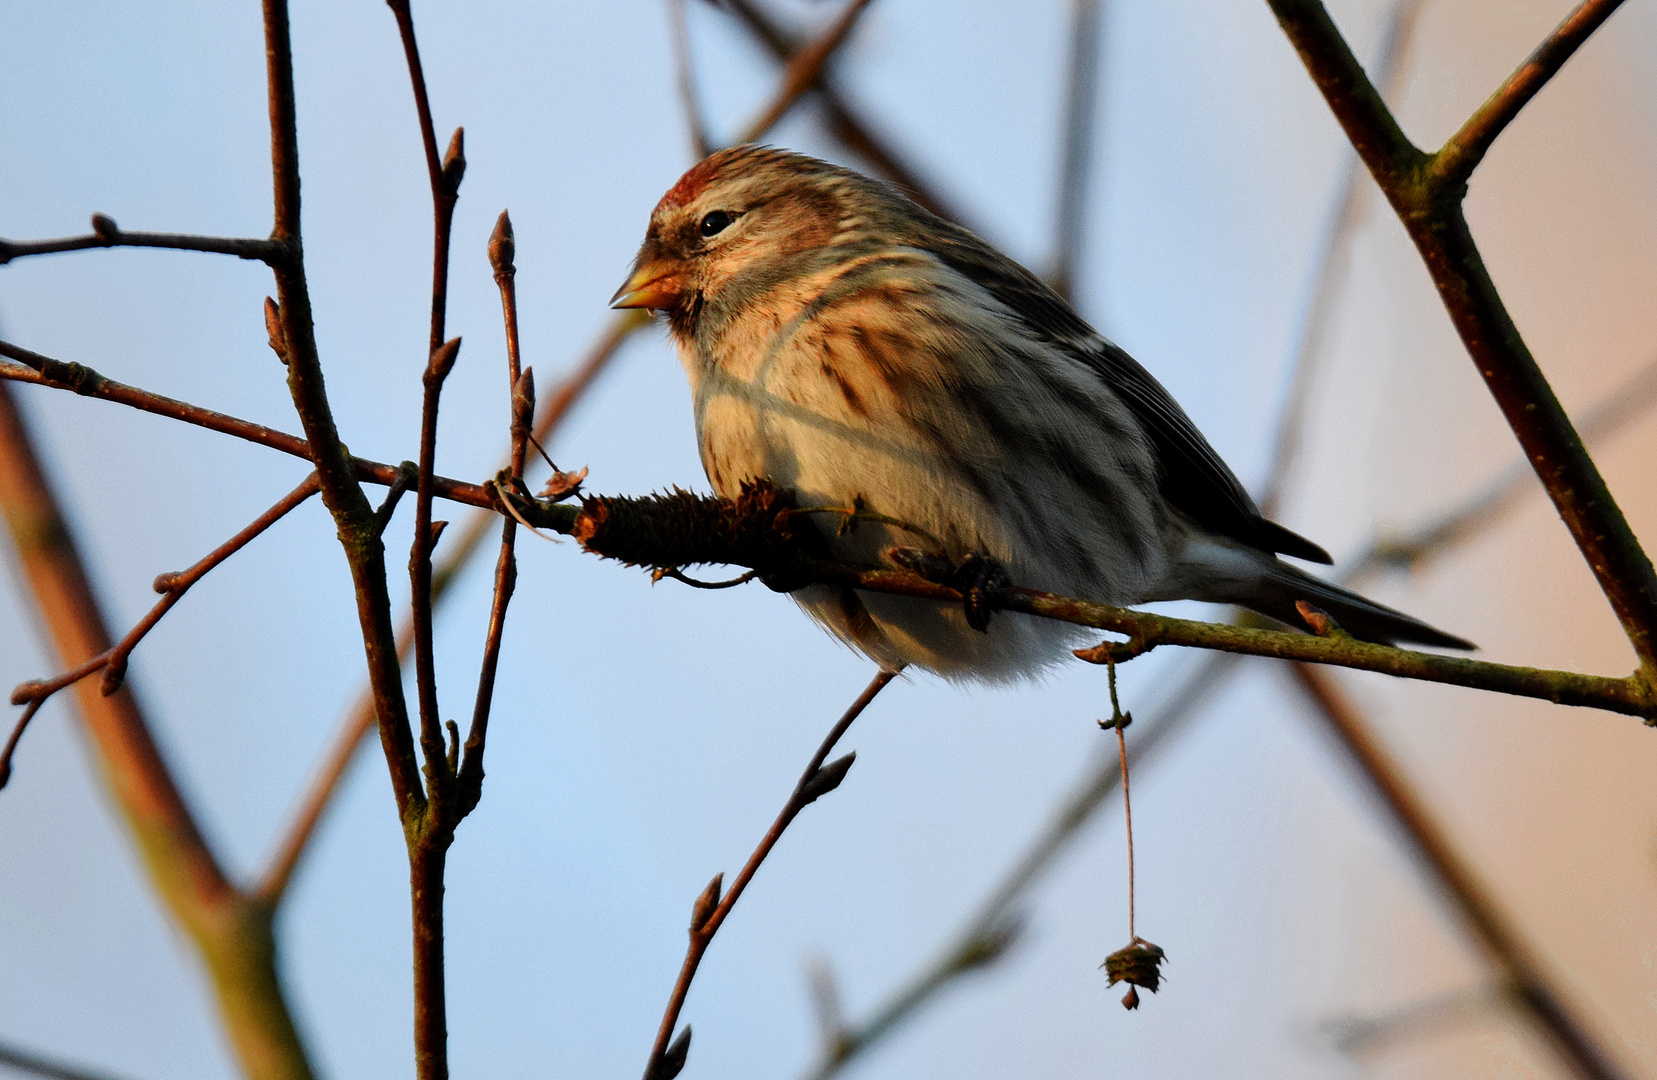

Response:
(0, 381), (315, 1079)
(0, 218), (282, 266)
(1429, 0), (1628, 190)
(6, 473), (321, 740)
(1260, 0), (1427, 516)
(507, 485), (1655, 720)
(1349, 353), (1657, 585)
(0, 1037), (147, 1080)
(1266, 0), (1657, 685)
(265, 0), (425, 825)
(733, 0), (876, 146)
(1290, 664), (1634, 1080)
(643, 670), (897, 1080)
(802, 655), (1234, 1078)
(0, 345), (492, 510)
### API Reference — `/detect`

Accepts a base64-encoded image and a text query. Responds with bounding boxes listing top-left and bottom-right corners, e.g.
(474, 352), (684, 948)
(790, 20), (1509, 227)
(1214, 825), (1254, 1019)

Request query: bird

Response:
(611, 145), (1472, 680)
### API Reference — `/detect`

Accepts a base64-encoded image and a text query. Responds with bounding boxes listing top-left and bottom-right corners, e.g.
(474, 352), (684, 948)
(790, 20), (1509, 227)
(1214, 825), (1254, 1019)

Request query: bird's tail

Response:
(1243, 561), (1475, 650)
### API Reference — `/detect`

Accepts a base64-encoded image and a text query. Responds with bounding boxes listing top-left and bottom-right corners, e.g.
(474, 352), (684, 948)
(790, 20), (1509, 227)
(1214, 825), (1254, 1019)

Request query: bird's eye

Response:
(699, 210), (735, 238)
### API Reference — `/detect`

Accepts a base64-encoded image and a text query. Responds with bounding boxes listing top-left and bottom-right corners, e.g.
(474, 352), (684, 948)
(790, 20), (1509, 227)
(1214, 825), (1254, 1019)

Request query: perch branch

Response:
(506, 485), (1655, 721)
(733, 0), (876, 146)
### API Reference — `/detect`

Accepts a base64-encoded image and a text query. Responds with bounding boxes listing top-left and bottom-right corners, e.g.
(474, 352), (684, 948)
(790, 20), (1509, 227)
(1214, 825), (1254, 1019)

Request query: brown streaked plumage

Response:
(614, 146), (1472, 679)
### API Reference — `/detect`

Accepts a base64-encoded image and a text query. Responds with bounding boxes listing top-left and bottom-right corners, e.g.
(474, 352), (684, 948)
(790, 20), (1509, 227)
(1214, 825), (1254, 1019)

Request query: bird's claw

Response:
(952, 553), (1009, 634)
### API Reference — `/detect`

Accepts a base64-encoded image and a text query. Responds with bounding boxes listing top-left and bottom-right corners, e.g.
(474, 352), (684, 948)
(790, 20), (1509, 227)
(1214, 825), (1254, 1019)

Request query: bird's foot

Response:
(883, 548), (1011, 633)
(951, 553), (1010, 634)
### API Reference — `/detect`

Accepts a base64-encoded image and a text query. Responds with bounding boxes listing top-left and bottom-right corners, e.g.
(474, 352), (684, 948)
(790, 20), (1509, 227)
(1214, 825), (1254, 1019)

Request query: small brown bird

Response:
(613, 146), (1471, 680)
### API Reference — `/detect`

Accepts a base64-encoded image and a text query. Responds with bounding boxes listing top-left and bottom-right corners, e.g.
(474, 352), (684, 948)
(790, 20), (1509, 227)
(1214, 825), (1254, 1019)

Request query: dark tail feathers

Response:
(1246, 562), (1475, 651)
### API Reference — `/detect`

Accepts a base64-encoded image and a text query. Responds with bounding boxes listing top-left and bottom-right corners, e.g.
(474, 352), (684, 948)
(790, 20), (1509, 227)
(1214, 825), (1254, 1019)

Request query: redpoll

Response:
(613, 146), (1471, 679)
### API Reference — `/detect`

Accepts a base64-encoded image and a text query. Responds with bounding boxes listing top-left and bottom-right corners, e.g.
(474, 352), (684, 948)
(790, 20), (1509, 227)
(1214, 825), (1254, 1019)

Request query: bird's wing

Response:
(921, 226), (1331, 564)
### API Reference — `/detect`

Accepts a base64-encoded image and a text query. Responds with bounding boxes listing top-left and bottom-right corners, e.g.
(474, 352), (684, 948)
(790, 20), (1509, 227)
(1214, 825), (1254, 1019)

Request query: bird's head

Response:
(611, 145), (880, 341)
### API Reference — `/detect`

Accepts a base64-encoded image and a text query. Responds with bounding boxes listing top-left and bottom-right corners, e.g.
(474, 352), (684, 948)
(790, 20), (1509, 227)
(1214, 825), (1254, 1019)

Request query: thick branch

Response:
(0, 381), (314, 1080)
(1266, 0), (1657, 685)
(1429, 0), (1627, 189)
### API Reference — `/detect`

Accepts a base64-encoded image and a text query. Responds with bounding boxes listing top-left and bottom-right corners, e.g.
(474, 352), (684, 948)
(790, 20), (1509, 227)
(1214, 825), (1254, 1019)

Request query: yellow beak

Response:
(610, 260), (682, 310)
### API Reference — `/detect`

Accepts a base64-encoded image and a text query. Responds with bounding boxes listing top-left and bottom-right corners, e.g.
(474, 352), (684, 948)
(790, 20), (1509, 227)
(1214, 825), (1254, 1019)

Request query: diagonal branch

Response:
(800, 654), (1233, 1079)
(0, 347), (492, 510)
(1429, 0), (1628, 190)
(732, 0), (875, 146)
(1289, 664), (1633, 1080)
(5, 472), (321, 776)
(643, 669), (897, 1080)
(718, 0), (964, 224)
(1266, 0), (1657, 685)
(0, 381), (315, 1080)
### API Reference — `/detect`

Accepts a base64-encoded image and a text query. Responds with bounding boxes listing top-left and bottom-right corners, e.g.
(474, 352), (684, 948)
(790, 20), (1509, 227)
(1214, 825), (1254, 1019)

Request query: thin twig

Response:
(0, 348), (492, 510)
(801, 655), (1234, 1079)
(455, 214), (530, 819)
(267, 0), (427, 830)
(253, 317), (645, 906)
(6, 473), (321, 720)
(1429, 0), (1628, 190)
(0, 221), (281, 266)
(1347, 351), (1657, 585)
(717, 0), (964, 224)
(643, 669), (897, 1080)
(667, 0), (713, 159)
(1048, 0), (1104, 302)
(733, 0), (877, 146)
(1289, 663), (1633, 1080)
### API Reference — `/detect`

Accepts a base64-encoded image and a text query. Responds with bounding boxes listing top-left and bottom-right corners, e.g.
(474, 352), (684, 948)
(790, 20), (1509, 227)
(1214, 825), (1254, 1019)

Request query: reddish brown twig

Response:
(0, 216), (282, 265)
(643, 669), (897, 1080)
(1429, 0), (1628, 189)
(0, 346), (492, 511)
(455, 213), (531, 819)
(1290, 663), (1632, 1080)
(1266, 0), (1657, 685)
(4, 473), (321, 776)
